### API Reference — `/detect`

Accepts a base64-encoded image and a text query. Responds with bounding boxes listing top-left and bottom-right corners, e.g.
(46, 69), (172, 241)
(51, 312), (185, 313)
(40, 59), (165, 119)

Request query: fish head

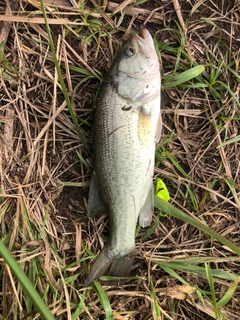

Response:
(109, 29), (160, 103)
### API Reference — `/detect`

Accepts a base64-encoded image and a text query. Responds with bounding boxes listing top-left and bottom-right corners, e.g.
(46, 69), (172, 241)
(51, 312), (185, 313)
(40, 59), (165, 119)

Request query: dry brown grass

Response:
(0, 0), (240, 319)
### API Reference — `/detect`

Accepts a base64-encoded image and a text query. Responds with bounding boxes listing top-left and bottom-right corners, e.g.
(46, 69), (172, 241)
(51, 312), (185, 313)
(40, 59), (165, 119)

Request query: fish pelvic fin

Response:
(84, 246), (114, 287)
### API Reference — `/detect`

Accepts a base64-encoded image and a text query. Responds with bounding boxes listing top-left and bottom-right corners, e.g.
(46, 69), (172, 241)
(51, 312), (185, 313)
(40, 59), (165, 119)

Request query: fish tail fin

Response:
(84, 248), (136, 287)
(109, 255), (134, 278)
(84, 246), (113, 287)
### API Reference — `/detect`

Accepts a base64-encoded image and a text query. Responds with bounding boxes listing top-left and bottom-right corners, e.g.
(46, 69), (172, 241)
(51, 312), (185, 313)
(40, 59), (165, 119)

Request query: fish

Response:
(85, 28), (161, 286)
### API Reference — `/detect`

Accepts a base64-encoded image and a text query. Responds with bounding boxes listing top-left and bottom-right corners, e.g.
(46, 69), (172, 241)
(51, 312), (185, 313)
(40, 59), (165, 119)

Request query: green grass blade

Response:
(72, 289), (89, 320)
(163, 65), (205, 88)
(217, 135), (240, 148)
(153, 259), (239, 282)
(92, 281), (113, 320)
(160, 265), (190, 286)
(150, 280), (161, 320)
(141, 216), (159, 241)
(205, 263), (219, 318)
(216, 80), (240, 108)
(205, 263), (217, 302)
(156, 255), (239, 264)
(182, 181), (199, 211)
(154, 196), (240, 255)
(223, 178), (240, 208)
(0, 240), (54, 320)
(216, 277), (240, 307)
(76, 150), (91, 170)
(160, 150), (195, 181)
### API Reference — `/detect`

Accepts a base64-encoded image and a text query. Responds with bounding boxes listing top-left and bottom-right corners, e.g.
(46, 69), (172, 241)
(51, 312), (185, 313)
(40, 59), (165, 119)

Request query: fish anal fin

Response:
(88, 173), (106, 217)
(139, 184), (154, 228)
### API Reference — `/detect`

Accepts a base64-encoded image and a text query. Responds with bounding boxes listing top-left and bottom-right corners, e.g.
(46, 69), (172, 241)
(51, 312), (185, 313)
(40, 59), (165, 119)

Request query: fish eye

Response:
(122, 47), (134, 58)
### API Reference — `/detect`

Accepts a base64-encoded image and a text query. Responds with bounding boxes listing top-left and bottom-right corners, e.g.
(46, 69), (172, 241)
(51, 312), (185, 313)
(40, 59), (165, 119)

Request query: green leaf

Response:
(205, 263), (217, 304)
(154, 196), (240, 256)
(92, 281), (113, 320)
(217, 277), (240, 307)
(163, 65), (205, 88)
(0, 240), (54, 320)
(141, 216), (159, 241)
(154, 259), (239, 282)
(205, 263), (219, 318)
(160, 265), (190, 286)
(150, 280), (161, 320)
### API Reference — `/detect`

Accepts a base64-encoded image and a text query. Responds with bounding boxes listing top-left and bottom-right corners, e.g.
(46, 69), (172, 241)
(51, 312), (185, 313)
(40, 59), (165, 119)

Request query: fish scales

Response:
(85, 29), (161, 286)
(95, 86), (155, 249)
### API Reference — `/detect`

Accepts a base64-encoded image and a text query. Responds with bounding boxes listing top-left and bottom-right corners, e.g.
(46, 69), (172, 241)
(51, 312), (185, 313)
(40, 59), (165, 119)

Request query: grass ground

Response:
(0, 0), (240, 319)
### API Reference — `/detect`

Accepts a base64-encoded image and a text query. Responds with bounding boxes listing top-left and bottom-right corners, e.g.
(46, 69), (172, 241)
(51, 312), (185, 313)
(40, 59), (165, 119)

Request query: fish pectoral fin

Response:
(88, 173), (106, 216)
(139, 184), (154, 228)
(155, 112), (162, 143)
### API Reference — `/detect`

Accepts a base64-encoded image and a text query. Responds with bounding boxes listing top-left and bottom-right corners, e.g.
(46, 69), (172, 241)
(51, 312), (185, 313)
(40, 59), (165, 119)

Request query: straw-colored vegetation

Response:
(0, 0), (239, 319)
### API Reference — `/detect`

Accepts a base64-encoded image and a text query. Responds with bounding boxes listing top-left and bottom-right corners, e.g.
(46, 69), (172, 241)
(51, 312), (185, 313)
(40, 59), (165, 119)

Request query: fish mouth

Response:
(131, 28), (158, 66)
(133, 29), (154, 48)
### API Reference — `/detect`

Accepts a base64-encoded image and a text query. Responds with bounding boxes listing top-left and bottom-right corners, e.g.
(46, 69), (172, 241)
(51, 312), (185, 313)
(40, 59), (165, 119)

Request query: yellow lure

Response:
(155, 178), (170, 216)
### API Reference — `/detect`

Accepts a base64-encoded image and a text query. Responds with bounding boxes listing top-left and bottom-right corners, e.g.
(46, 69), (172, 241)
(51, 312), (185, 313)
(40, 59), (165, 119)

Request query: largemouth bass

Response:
(85, 29), (161, 286)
